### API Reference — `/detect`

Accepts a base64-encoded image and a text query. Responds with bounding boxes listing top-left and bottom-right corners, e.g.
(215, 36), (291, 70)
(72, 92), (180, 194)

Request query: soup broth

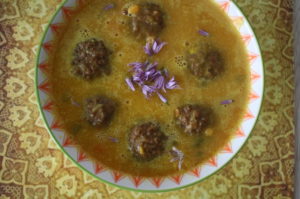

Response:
(48, 0), (250, 177)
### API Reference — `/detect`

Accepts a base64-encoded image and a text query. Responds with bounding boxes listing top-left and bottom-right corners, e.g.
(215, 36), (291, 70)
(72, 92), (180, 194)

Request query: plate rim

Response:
(34, 0), (265, 193)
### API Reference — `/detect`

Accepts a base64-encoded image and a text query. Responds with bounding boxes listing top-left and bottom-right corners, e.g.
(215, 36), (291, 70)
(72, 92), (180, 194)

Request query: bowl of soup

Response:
(35, 0), (264, 192)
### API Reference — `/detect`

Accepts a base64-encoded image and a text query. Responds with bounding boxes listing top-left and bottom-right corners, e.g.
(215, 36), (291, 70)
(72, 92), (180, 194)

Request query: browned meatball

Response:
(186, 45), (224, 80)
(175, 104), (211, 135)
(128, 122), (167, 161)
(123, 3), (164, 39)
(72, 38), (111, 80)
(84, 96), (115, 127)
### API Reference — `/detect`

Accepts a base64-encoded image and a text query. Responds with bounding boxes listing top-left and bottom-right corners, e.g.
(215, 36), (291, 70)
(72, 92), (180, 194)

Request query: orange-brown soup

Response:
(48, 0), (250, 177)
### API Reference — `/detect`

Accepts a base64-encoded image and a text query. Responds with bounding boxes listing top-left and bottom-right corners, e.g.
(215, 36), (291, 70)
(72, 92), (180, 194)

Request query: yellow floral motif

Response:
(56, 174), (78, 197)
(4, 76), (27, 99)
(25, 0), (47, 18)
(0, 0), (20, 22)
(208, 175), (232, 196)
(6, 47), (29, 70)
(13, 20), (34, 41)
(238, 185), (261, 199)
(35, 155), (58, 178)
(248, 135), (268, 157)
(24, 185), (48, 199)
(0, 31), (7, 46)
(19, 132), (42, 155)
(260, 161), (284, 185)
(189, 186), (210, 199)
(164, 195), (182, 199)
(29, 93), (37, 105)
(35, 115), (47, 128)
(47, 138), (59, 150)
(265, 86), (283, 105)
(27, 67), (35, 81)
(0, 195), (10, 199)
(104, 184), (119, 195)
(0, 129), (12, 156)
(264, 58), (282, 78)
(0, 157), (27, 185)
(8, 105), (31, 127)
(232, 157), (252, 178)
(260, 111), (278, 131)
(260, 33), (276, 52)
(63, 155), (76, 168)
(83, 172), (96, 184)
(275, 133), (294, 158)
(80, 189), (103, 199)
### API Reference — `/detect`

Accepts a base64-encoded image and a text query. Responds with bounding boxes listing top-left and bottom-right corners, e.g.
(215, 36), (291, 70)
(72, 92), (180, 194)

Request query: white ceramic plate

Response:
(35, 0), (264, 192)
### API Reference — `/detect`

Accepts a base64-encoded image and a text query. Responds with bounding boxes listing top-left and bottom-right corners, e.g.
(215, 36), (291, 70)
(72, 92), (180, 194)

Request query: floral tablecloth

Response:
(0, 0), (294, 198)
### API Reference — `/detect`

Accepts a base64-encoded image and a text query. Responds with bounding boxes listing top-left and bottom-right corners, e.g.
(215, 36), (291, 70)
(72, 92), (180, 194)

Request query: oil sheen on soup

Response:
(48, 0), (250, 177)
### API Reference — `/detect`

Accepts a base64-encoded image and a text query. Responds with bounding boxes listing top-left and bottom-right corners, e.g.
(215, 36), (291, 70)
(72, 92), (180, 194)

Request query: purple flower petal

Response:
(145, 69), (156, 80)
(146, 62), (158, 71)
(144, 40), (167, 56)
(157, 92), (167, 103)
(103, 3), (115, 10)
(154, 75), (165, 90)
(152, 41), (158, 52)
(125, 61), (180, 103)
(70, 98), (80, 107)
(132, 75), (141, 82)
(144, 43), (153, 56)
(128, 62), (143, 67)
(128, 62), (145, 72)
(166, 77), (180, 90)
(198, 29), (209, 37)
(107, 136), (119, 143)
(153, 42), (167, 54)
(221, 99), (234, 105)
(170, 146), (184, 170)
(125, 78), (135, 91)
(142, 85), (155, 98)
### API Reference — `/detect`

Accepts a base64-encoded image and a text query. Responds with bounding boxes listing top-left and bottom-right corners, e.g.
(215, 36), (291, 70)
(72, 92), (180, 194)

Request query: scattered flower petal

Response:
(70, 98), (80, 107)
(152, 41), (158, 52)
(103, 3), (115, 10)
(198, 29), (209, 37)
(146, 62), (158, 71)
(170, 146), (184, 170)
(157, 93), (167, 103)
(128, 62), (146, 72)
(153, 41), (167, 54)
(107, 136), (119, 143)
(144, 40), (167, 56)
(144, 42), (153, 56)
(221, 99), (234, 105)
(125, 78), (135, 91)
(166, 77), (180, 90)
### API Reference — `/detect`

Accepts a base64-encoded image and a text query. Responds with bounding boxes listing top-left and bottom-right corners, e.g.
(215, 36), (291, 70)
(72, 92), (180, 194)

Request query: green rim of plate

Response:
(34, 0), (265, 193)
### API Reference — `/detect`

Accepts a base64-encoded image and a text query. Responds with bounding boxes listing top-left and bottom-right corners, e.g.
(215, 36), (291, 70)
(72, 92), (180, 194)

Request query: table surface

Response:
(294, 0), (299, 198)
(0, 0), (295, 198)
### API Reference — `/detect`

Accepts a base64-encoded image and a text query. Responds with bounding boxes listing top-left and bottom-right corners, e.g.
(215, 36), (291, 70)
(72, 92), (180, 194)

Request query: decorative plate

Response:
(35, 0), (264, 192)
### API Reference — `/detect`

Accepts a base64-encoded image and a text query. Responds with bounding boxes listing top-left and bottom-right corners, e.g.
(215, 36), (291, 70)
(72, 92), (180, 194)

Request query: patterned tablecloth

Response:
(0, 0), (294, 198)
